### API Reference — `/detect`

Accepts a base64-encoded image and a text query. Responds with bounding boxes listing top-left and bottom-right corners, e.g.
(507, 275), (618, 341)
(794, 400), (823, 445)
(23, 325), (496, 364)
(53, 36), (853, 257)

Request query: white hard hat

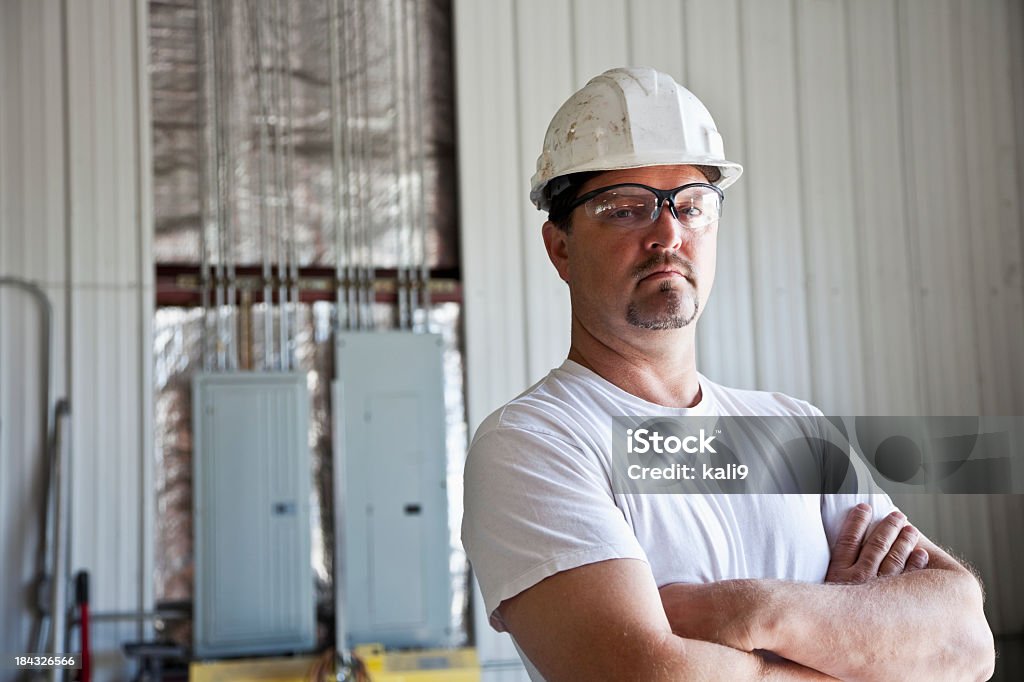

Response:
(530, 67), (743, 212)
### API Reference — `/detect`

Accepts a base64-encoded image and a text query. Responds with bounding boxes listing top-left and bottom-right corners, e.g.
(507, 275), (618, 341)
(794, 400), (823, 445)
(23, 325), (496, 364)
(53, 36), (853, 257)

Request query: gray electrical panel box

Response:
(334, 332), (451, 650)
(193, 372), (314, 658)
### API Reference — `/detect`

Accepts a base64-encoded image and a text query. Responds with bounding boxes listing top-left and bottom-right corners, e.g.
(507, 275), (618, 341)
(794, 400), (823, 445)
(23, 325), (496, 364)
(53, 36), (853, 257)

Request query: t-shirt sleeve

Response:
(795, 405), (902, 548)
(819, 447), (901, 548)
(461, 425), (648, 632)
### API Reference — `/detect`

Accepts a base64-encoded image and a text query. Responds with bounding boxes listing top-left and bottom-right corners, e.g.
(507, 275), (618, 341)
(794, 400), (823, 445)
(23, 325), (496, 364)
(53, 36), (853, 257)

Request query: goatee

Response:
(627, 285), (699, 329)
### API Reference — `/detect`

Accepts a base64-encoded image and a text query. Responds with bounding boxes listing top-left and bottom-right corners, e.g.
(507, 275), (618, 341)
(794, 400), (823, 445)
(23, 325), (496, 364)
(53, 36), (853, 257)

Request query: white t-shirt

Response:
(462, 360), (897, 642)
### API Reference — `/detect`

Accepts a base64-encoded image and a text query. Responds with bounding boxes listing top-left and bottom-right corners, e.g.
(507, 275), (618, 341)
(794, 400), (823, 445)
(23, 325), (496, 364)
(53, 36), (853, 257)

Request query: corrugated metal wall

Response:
(454, 0), (1024, 674)
(1, 0), (67, 668)
(0, 0), (153, 678)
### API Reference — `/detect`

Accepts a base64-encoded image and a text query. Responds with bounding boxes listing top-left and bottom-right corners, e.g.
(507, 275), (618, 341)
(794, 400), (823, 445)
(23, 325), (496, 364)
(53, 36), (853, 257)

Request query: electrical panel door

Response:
(193, 372), (314, 658)
(334, 332), (450, 650)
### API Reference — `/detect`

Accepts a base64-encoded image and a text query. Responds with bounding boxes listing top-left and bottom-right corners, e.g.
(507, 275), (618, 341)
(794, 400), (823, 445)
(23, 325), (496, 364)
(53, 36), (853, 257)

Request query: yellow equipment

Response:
(188, 647), (479, 682)
(354, 644), (480, 682)
(189, 654), (321, 682)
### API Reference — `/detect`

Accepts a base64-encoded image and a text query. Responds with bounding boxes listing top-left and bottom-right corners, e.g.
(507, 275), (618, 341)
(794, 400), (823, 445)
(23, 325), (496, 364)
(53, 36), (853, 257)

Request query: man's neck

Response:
(567, 317), (701, 408)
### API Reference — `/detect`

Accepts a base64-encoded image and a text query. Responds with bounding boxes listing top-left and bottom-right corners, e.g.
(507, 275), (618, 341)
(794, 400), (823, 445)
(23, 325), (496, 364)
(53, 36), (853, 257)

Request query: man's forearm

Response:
(647, 634), (835, 682)
(662, 568), (993, 682)
(498, 556), (836, 682)
(519, 610), (836, 681)
(756, 568), (993, 682)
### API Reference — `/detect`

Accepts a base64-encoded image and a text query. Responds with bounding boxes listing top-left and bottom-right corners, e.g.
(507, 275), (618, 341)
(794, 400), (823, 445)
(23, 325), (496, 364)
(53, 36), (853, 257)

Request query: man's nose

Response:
(644, 202), (685, 252)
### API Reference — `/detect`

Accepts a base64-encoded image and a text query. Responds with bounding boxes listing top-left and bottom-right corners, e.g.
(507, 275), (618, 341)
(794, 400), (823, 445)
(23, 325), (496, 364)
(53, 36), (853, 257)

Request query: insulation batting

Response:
(149, 0), (458, 268)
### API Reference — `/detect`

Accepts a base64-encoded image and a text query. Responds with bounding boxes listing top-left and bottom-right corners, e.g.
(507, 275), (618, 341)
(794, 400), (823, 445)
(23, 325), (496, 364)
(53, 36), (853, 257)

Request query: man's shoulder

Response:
(700, 374), (823, 417)
(470, 362), (608, 449)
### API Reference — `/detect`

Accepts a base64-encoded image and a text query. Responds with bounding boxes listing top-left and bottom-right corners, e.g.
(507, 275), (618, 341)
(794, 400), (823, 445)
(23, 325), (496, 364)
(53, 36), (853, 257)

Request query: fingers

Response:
(827, 505), (929, 584)
(830, 503), (872, 569)
(854, 510), (907, 576)
(905, 547), (929, 572)
(877, 524), (920, 576)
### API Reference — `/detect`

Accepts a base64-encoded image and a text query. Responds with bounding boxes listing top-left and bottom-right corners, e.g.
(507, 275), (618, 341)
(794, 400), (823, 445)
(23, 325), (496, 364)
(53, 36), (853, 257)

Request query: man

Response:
(461, 68), (993, 680)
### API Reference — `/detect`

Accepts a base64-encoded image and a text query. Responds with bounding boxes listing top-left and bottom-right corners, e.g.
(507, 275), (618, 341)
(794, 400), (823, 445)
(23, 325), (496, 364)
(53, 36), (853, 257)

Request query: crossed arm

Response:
(499, 505), (995, 681)
(501, 557), (833, 680)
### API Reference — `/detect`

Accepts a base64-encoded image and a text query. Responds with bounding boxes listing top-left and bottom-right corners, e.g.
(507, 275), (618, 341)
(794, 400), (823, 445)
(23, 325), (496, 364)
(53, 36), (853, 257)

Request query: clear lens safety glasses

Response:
(568, 182), (724, 231)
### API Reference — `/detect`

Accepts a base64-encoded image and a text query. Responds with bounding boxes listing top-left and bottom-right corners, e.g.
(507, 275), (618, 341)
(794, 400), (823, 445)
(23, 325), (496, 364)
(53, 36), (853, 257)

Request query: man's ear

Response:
(542, 221), (570, 283)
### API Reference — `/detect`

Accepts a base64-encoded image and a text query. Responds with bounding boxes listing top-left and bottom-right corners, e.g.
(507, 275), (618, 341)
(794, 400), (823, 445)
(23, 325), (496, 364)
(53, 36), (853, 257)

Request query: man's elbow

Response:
(958, 615), (995, 682)
(943, 572), (995, 681)
(964, 607), (995, 680)
(971, 643), (996, 682)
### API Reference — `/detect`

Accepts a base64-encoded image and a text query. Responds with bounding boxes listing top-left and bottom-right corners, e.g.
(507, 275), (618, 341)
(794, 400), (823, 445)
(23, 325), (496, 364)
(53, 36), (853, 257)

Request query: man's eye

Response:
(597, 202), (647, 219)
(610, 207), (640, 219)
(678, 205), (702, 219)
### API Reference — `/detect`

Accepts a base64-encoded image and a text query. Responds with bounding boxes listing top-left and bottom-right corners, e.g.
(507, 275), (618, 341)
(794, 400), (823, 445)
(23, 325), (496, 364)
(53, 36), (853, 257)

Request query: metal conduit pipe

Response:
(244, 0), (275, 370)
(401, 0), (420, 327)
(328, 9), (353, 670)
(212, 0), (228, 371)
(283, 0), (299, 366)
(343, 2), (357, 331)
(412, 0), (431, 331)
(0, 278), (52, 657)
(223, 2), (238, 371)
(389, 0), (408, 330)
(400, 0), (415, 330)
(365, 2), (377, 332)
(73, 609), (187, 624)
(349, 0), (363, 330)
(210, 0), (229, 368)
(51, 398), (71, 681)
(271, 0), (288, 366)
(357, 0), (373, 330)
(328, 0), (344, 330)
(346, 4), (358, 329)
(195, 0), (212, 371)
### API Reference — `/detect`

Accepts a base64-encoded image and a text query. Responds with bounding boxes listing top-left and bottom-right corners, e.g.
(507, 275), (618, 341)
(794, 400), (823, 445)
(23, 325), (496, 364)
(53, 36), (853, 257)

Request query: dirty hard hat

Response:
(530, 67), (743, 212)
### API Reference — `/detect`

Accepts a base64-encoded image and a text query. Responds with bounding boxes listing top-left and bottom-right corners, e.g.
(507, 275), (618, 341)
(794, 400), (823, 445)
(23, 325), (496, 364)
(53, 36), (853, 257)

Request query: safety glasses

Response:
(566, 182), (724, 231)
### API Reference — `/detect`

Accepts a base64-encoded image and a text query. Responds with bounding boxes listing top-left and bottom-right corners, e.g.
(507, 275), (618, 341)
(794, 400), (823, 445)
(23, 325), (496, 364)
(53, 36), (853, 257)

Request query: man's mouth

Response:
(633, 256), (696, 286)
(639, 269), (686, 283)
(637, 266), (694, 287)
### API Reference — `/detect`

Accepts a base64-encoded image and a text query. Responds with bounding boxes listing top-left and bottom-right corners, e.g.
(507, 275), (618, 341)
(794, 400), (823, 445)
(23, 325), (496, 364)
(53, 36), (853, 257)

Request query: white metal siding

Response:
(454, 0), (1024, 664)
(1, 0), (71, 667)
(1, 1), (153, 679)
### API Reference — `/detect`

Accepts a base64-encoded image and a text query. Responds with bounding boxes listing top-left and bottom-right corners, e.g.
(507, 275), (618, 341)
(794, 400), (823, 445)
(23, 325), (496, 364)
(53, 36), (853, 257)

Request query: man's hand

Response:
(659, 505), (995, 681)
(658, 579), (768, 653)
(825, 503), (929, 584)
(660, 504), (936, 654)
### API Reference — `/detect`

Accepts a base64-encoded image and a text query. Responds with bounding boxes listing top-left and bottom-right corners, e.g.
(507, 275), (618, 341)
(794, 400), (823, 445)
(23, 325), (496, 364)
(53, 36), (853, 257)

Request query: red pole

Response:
(79, 602), (90, 682)
(75, 571), (91, 682)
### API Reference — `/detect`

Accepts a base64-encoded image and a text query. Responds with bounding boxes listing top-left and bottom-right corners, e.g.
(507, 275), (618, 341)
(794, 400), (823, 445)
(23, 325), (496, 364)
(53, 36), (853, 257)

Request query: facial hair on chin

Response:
(626, 283), (699, 330)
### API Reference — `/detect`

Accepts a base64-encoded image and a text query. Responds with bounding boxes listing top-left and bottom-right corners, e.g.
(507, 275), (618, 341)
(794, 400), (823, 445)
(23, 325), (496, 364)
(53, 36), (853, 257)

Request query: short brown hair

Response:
(546, 172), (598, 232)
